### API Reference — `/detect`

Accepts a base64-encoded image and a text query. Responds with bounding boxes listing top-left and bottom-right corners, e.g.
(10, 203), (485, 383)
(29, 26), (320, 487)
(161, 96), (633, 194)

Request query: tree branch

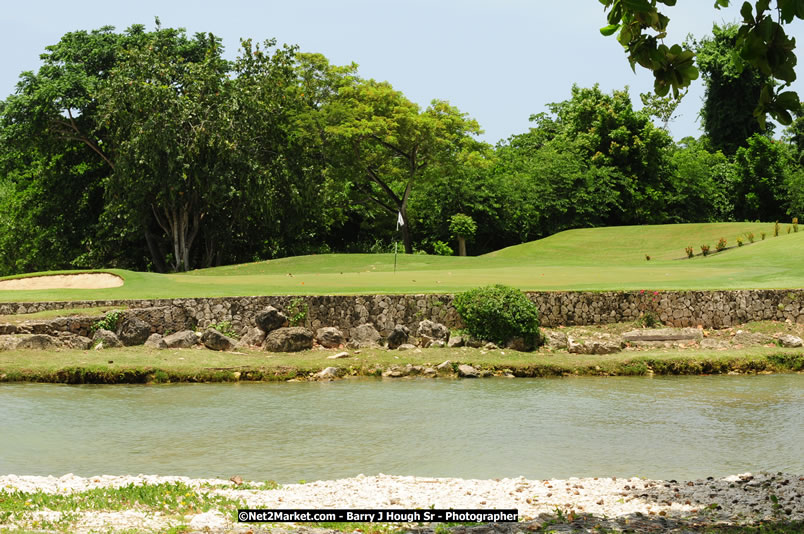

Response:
(355, 183), (397, 215)
(368, 134), (410, 160)
(365, 166), (402, 206)
(54, 113), (116, 171)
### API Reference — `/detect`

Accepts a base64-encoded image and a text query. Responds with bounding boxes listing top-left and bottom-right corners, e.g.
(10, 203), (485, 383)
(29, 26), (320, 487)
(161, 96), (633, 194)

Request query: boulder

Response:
(116, 316), (152, 346)
(383, 364), (423, 378)
(255, 306), (289, 333)
(447, 335), (465, 348)
(700, 338), (729, 350)
(16, 334), (63, 350)
(236, 327), (267, 348)
(316, 327), (344, 348)
(457, 364), (479, 378)
(316, 366), (345, 380)
(623, 328), (703, 343)
(733, 331), (774, 346)
(92, 329), (123, 348)
(777, 334), (804, 348)
(436, 360), (453, 373)
(567, 335), (623, 355)
(144, 333), (168, 349)
(506, 337), (533, 352)
(417, 320), (449, 346)
(202, 329), (237, 351)
(0, 324), (18, 335)
(464, 337), (485, 348)
(57, 333), (93, 350)
(163, 330), (199, 349)
(263, 327), (314, 352)
(396, 344), (417, 351)
(348, 323), (382, 349)
(387, 325), (410, 350)
(543, 330), (568, 350)
(0, 336), (21, 350)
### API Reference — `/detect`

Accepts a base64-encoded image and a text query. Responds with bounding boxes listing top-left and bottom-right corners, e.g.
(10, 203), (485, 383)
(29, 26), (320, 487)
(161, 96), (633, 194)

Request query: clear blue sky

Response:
(2, 1), (801, 143)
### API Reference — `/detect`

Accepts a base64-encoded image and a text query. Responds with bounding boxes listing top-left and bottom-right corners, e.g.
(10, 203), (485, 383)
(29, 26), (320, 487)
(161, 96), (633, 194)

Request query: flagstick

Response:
(394, 218), (399, 274)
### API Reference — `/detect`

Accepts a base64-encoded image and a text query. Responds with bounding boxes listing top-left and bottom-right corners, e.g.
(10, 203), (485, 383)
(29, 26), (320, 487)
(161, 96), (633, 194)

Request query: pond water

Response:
(1, 375), (802, 482)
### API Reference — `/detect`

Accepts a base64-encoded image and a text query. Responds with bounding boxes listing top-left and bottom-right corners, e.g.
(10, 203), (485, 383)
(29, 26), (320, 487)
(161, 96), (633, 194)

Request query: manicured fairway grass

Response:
(0, 222), (802, 302)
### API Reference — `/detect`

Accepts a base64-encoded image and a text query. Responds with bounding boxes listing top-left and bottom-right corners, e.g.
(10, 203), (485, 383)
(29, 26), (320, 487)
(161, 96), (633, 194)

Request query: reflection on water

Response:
(0, 375), (802, 482)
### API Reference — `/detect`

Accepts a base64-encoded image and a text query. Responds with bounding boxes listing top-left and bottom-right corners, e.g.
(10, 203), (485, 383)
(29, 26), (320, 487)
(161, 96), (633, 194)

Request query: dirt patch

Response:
(0, 273), (124, 291)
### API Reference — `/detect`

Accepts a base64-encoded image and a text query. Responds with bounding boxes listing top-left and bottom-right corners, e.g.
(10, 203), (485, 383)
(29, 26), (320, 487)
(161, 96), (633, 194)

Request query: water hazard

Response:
(1, 375), (802, 482)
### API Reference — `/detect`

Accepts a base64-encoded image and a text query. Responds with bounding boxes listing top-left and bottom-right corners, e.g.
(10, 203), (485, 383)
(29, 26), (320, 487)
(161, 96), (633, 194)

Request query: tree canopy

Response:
(599, 0), (802, 126)
(1, 21), (803, 276)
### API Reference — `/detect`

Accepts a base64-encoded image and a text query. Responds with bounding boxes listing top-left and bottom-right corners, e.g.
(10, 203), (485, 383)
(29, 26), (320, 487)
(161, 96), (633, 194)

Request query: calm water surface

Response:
(1, 375), (802, 482)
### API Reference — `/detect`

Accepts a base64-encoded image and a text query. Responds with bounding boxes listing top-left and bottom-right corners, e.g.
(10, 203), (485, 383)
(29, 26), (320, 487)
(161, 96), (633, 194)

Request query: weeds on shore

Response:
(0, 482), (243, 533)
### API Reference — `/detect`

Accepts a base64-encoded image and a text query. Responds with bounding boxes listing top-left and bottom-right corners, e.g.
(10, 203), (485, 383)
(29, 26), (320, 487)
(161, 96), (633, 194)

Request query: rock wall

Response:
(1, 289), (803, 332)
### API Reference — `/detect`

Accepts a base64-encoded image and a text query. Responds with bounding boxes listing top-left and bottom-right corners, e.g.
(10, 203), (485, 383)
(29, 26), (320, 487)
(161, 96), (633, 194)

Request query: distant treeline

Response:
(1, 23), (802, 275)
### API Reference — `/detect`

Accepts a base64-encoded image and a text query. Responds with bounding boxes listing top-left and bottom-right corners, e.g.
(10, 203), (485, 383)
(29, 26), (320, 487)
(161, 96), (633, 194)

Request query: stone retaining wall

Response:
(1, 289), (803, 332)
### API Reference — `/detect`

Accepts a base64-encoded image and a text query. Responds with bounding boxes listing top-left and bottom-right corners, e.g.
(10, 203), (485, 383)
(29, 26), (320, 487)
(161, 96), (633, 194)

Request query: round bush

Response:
(453, 284), (541, 347)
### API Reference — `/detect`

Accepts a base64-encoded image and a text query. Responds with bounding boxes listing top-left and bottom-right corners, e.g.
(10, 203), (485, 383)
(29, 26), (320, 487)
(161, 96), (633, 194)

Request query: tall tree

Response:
(733, 134), (795, 221)
(693, 24), (771, 155)
(97, 29), (235, 271)
(543, 84), (675, 225)
(327, 80), (483, 253)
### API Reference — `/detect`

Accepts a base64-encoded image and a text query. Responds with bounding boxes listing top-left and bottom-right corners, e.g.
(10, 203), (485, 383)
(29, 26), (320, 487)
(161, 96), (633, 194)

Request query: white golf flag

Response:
(397, 212), (404, 227)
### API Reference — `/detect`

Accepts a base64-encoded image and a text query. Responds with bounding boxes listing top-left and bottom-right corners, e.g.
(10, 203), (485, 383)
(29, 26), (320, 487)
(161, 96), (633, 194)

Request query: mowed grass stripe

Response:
(0, 222), (802, 302)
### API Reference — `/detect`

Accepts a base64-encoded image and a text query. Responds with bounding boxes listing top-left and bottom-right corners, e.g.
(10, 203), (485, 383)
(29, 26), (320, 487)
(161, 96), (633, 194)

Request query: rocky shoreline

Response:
(2, 472), (803, 533)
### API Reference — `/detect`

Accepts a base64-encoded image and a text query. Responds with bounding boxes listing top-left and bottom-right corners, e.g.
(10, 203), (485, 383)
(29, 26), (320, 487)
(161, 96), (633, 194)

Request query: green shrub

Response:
(209, 321), (239, 339)
(716, 237), (727, 251)
(685, 246), (694, 258)
(794, 217), (799, 233)
(287, 298), (308, 326)
(431, 240), (454, 256)
(761, 232), (766, 240)
(774, 221), (780, 237)
(448, 214), (477, 240)
(91, 310), (123, 333)
(746, 232), (754, 243)
(736, 237), (744, 247)
(453, 285), (541, 348)
(701, 244), (710, 256)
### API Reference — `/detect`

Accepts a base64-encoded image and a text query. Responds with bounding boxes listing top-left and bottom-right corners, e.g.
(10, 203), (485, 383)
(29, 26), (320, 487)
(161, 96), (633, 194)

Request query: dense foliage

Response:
(1, 22), (803, 276)
(454, 285), (541, 348)
(598, 0), (802, 126)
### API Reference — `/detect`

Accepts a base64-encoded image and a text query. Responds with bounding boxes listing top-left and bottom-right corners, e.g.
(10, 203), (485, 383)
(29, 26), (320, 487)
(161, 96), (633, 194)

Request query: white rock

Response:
(189, 510), (228, 530)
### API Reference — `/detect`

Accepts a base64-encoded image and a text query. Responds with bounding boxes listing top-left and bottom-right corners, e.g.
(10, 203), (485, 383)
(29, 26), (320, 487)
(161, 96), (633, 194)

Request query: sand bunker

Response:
(0, 273), (124, 290)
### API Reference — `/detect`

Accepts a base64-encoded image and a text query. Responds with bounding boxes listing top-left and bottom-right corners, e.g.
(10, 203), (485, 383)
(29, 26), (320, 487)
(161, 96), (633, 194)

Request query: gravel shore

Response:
(1, 472), (803, 533)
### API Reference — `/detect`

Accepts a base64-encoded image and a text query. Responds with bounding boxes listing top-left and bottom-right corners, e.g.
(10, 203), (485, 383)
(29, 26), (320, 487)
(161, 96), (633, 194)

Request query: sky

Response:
(3, 1), (802, 144)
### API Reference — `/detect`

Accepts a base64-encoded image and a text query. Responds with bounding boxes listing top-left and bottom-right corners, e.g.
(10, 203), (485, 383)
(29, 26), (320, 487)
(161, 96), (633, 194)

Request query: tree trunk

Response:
(458, 236), (467, 256)
(152, 201), (201, 272)
(400, 210), (412, 254)
(144, 228), (167, 273)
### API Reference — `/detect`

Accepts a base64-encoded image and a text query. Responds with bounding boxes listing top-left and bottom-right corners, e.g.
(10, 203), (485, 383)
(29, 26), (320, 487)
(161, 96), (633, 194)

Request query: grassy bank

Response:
(0, 345), (802, 384)
(1, 222), (803, 302)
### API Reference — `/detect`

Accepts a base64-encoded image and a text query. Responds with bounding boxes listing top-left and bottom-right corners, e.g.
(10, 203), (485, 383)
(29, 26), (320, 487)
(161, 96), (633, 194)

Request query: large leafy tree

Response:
(97, 29), (238, 271)
(0, 26), (147, 274)
(0, 23), (353, 274)
(733, 133), (795, 220)
(598, 0), (802, 126)
(666, 137), (736, 222)
(541, 84), (675, 225)
(693, 24), (771, 155)
(327, 79), (484, 253)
